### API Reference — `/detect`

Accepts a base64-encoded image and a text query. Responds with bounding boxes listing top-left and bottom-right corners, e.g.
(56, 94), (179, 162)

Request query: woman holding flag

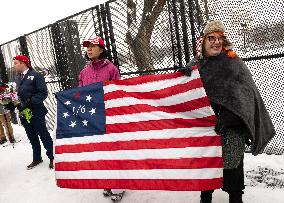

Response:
(79, 36), (124, 202)
(183, 20), (275, 203)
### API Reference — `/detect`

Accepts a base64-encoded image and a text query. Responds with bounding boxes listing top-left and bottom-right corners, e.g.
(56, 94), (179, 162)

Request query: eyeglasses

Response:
(207, 36), (226, 43)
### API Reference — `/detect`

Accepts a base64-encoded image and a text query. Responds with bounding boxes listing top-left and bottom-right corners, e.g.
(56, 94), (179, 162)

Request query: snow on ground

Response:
(0, 125), (283, 203)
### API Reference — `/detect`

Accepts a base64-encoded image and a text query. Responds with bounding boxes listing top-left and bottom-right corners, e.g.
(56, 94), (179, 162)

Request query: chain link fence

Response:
(0, 0), (283, 154)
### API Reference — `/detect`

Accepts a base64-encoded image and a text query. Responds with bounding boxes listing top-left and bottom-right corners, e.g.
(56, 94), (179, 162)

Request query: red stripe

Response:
(55, 136), (221, 154)
(56, 178), (223, 191)
(104, 78), (203, 101)
(55, 157), (223, 171)
(106, 115), (217, 134)
(104, 72), (187, 86)
(106, 97), (211, 116)
(191, 65), (198, 70)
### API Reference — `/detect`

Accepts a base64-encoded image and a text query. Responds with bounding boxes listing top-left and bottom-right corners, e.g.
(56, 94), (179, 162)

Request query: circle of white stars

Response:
(63, 97), (97, 128)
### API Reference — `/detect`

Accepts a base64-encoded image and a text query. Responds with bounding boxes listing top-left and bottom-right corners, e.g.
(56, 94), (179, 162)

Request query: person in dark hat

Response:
(13, 55), (54, 170)
(183, 20), (275, 203)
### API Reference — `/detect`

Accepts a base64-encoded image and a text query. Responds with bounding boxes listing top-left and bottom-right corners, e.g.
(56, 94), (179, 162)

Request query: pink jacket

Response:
(79, 59), (120, 87)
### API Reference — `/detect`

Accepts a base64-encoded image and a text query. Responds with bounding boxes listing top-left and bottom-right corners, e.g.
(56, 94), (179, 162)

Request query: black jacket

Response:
(15, 69), (48, 114)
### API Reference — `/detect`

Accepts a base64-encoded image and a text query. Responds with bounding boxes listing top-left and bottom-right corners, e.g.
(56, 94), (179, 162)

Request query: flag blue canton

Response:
(55, 82), (106, 139)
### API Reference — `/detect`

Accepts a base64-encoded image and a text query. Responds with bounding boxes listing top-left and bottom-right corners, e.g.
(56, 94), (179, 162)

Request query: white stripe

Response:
(55, 146), (222, 162)
(104, 69), (200, 94)
(56, 168), (223, 180)
(105, 87), (206, 109)
(106, 106), (214, 124)
(55, 127), (217, 146)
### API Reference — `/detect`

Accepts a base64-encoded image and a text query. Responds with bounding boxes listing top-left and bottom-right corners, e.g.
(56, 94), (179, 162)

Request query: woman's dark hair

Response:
(85, 45), (108, 61)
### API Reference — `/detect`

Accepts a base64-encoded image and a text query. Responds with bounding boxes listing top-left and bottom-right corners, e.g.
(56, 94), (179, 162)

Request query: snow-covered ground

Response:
(0, 125), (283, 203)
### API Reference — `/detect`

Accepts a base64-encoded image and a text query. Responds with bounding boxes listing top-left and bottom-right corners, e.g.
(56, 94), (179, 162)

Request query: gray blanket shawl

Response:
(192, 53), (275, 155)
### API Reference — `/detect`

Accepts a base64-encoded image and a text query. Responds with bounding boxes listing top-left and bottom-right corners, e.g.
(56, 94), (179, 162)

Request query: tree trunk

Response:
(126, 0), (167, 72)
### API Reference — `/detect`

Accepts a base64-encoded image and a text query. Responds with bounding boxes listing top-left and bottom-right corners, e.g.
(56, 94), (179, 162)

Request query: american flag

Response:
(55, 68), (223, 191)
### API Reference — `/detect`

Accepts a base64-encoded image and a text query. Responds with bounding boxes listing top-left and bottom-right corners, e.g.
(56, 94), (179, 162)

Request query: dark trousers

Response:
(201, 156), (244, 200)
(20, 109), (53, 161)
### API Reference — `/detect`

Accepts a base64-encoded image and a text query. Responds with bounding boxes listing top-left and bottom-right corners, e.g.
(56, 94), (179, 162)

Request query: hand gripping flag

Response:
(55, 68), (223, 191)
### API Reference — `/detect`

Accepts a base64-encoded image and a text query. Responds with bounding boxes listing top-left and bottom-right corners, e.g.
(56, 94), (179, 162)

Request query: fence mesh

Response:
(0, 0), (283, 155)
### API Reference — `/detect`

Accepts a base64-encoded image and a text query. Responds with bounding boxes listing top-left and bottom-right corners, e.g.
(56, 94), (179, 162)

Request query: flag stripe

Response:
(106, 116), (217, 134)
(105, 97), (210, 116)
(55, 136), (221, 154)
(104, 71), (200, 95)
(55, 168), (223, 180)
(106, 107), (214, 125)
(105, 87), (206, 109)
(56, 178), (223, 191)
(104, 78), (203, 101)
(55, 157), (223, 171)
(55, 127), (217, 146)
(104, 72), (190, 87)
(55, 146), (222, 162)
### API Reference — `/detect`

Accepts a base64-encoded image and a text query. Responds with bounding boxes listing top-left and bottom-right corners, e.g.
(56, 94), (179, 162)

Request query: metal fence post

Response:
(100, 4), (113, 62)
(105, 2), (119, 68)
(19, 35), (30, 58)
(0, 48), (9, 83)
(179, 0), (191, 64)
(50, 22), (70, 90)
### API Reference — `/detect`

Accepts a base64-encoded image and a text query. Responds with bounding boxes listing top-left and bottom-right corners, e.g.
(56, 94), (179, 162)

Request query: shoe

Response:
(111, 192), (124, 202)
(0, 139), (8, 145)
(103, 189), (113, 197)
(49, 159), (54, 169)
(229, 191), (243, 203)
(200, 199), (212, 203)
(9, 138), (16, 143)
(27, 160), (43, 170)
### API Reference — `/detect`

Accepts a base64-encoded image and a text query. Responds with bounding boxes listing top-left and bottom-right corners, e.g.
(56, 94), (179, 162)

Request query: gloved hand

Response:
(178, 59), (199, 77)
(178, 65), (193, 76)
(3, 102), (16, 111)
(245, 138), (251, 146)
(17, 98), (31, 112)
